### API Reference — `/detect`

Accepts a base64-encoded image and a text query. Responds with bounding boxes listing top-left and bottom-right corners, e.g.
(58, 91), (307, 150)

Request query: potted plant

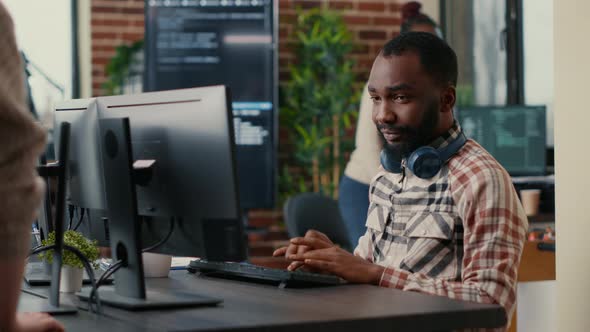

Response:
(38, 230), (100, 293)
(280, 8), (360, 202)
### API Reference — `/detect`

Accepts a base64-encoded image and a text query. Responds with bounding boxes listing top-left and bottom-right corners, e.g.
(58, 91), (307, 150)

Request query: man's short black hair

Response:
(381, 32), (458, 86)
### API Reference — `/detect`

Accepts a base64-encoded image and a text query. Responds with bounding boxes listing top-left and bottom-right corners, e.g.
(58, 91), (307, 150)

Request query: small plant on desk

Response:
(38, 230), (100, 292)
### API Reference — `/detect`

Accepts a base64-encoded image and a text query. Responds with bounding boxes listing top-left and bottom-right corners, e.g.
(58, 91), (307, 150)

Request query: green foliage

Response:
(102, 40), (144, 95)
(280, 8), (360, 200)
(38, 230), (100, 269)
(455, 84), (475, 107)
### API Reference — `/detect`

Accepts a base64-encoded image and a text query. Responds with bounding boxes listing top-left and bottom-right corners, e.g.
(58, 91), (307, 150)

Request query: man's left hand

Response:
(289, 237), (385, 285)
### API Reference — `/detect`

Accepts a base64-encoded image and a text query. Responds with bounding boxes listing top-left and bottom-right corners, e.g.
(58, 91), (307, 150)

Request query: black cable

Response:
(67, 205), (75, 230)
(27, 244), (102, 314)
(29, 244), (55, 257)
(142, 217), (175, 253)
(72, 208), (86, 231)
(86, 259), (124, 312)
(63, 244), (102, 314)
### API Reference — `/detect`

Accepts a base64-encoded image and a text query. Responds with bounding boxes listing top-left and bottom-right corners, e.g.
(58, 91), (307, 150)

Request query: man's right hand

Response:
(272, 230), (334, 271)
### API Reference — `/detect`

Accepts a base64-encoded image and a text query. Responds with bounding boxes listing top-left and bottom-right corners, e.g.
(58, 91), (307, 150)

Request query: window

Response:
(4, 0), (73, 128)
(442, 0), (507, 106)
(442, 0), (554, 149)
(523, 0), (554, 147)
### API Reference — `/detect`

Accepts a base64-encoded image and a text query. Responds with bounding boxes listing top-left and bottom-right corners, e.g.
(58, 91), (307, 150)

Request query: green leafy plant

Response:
(455, 84), (474, 107)
(102, 40), (144, 95)
(280, 8), (360, 201)
(38, 230), (100, 269)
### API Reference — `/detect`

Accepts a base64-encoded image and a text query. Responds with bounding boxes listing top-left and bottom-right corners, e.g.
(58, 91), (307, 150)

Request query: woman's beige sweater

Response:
(0, 3), (47, 259)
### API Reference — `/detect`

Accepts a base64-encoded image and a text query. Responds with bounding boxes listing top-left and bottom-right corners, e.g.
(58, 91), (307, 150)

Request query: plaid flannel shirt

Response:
(354, 123), (528, 331)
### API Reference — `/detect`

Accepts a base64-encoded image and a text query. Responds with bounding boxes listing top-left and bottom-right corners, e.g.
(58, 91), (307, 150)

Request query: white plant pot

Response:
(142, 252), (171, 278)
(60, 265), (84, 293)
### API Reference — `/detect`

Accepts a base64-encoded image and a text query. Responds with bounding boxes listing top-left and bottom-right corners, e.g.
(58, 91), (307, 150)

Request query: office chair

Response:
(283, 193), (353, 252)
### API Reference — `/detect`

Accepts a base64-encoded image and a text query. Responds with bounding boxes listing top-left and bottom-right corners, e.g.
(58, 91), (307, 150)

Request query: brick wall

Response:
(89, 0), (402, 224)
(91, 0), (145, 96)
(90, 0), (402, 96)
(279, 0), (401, 84)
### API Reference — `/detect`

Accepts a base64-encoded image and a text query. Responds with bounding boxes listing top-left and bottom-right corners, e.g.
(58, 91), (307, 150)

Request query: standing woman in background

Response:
(0, 3), (64, 332)
(339, 1), (442, 247)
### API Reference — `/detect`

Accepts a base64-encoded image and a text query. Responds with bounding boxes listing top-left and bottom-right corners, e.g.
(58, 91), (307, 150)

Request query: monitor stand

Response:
(28, 121), (77, 314)
(77, 117), (220, 310)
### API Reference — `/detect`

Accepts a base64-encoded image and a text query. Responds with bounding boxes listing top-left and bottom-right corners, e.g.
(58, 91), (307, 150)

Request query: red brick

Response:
(292, 0), (321, 9)
(370, 44), (383, 54)
(92, 45), (115, 52)
(122, 32), (144, 40)
(373, 17), (401, 26)
(92, 6), (144, 15)
(279, 27), (289, 39)
(359, 30), (387, 40)
(93, 57), (112, 66)
(279, 42), (295, 53)
(351, 43), (370, 54)
(279, 57), (291, 67)
(280, 12), (297, 24)
(343, 14), (370, 25)
(91, 18), (130, 26)
(279, 0), (292, 9)
(92, 32), (119, 40)
(329, 1), (353, 10)
(92, 81), (105, 90)
(389, 3), (401, 12)
(358, 2), (386, 12)
(391, 31), (400, 39)
(357, 57), (375, 68)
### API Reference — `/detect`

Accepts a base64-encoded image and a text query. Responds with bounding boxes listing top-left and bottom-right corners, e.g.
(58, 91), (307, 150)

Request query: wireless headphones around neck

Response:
(380, 132), (467, 179)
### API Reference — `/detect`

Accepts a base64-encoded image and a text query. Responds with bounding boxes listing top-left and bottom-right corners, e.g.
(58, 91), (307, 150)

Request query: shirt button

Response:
(422, 230), (427, 236)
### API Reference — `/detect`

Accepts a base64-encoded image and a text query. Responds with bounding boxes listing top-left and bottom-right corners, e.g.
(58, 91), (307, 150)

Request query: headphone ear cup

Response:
(380, 149), (402, 173)
(407, 147), (442, 179)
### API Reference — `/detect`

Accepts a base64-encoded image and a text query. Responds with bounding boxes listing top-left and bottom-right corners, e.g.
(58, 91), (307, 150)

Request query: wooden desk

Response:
(21, 270), (506, 331)
(518, 241), (555, 282)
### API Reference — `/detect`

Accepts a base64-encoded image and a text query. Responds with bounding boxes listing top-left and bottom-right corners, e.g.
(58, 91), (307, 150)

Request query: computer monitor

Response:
(97, 86), (246, 259)
(456, 105), (547, 176)
(145, 0), (278, 210)
(53, 99), (111, 247)
(73, 86), (247, 309)
(54, 98), (106, 210)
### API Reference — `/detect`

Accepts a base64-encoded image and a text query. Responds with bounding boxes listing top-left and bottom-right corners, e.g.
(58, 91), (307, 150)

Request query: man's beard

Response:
(378, 100), (440, 160)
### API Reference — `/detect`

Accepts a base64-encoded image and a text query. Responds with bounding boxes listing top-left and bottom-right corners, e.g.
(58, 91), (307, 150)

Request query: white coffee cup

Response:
(142, 252), (172, 278)
(520, 189), (541, 216)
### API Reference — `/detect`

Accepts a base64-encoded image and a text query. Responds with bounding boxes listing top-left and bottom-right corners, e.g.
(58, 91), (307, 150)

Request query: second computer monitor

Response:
(97, 86), (246, 260)
(456, 105), (547, 176)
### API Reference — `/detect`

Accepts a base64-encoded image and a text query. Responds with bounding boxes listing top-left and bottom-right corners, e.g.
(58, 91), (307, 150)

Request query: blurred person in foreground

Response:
(0, 3), (65, 332)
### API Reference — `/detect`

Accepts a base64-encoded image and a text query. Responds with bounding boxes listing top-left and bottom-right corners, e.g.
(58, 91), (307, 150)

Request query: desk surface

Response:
(20, 270), (506, 332)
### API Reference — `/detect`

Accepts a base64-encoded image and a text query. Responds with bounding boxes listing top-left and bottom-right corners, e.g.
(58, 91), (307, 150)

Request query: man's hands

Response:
(273, 230), (384, 285)
(273, 230), (333, 271)
(14, 312), (65, 332)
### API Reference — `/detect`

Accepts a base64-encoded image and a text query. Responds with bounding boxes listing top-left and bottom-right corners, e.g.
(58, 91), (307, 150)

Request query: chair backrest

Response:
(283, 193), (353, 252)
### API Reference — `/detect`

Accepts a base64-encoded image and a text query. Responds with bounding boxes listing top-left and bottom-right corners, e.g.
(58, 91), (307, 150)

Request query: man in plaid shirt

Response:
(274, 32), (528, 330)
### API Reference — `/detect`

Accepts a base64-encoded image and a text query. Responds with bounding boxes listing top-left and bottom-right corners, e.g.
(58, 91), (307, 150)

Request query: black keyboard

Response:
(188, 260), (345, 288)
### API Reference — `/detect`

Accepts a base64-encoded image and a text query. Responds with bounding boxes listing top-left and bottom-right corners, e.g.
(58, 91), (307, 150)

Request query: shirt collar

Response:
(427, 120), (463, 150)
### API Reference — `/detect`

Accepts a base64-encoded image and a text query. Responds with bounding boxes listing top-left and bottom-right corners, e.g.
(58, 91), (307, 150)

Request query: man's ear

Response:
(440, 85), (456, 113)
